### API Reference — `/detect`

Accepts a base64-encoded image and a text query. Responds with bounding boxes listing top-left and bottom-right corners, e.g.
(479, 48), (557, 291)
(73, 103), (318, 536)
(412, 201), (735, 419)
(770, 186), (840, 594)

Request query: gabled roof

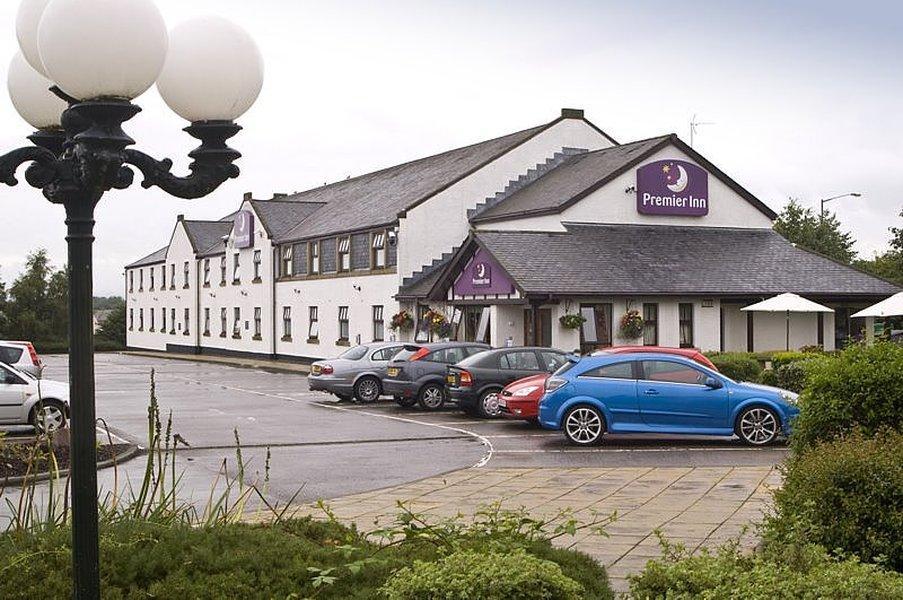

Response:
(183, 220), (235, 256)
(424, 224), (899, 298)
(250, 199), (326, 240)
(274, 112), (611, 242)
(126, 246), (168, 268)
(471, 133), (778, 224)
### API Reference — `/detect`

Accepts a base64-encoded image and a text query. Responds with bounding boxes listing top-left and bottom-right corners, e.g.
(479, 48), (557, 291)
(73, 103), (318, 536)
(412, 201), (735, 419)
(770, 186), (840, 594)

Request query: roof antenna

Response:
(689, 114), (715, 147)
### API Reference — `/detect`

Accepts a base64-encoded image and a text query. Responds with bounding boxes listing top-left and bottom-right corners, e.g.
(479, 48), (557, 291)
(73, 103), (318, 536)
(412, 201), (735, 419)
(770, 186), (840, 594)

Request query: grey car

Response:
(382, 342), (490, 410)
(308, 342), (406, 403)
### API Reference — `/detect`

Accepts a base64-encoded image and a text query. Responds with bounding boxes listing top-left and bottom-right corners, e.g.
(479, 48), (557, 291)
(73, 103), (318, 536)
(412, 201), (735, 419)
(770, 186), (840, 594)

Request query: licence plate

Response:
(387, 367), (400, 377)
(446, 374), (456, 385)
(311, 365), (321, 375)
(498, 398), (507, 407)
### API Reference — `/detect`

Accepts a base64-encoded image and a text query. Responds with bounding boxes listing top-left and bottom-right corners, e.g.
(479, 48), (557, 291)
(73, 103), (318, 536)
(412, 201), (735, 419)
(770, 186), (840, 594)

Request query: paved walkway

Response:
(285, 466), (780, 595)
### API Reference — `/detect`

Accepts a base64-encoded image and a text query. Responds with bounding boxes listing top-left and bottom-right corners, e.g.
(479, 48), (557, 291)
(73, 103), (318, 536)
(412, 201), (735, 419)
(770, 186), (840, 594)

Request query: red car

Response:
(498, 346), (717, 422)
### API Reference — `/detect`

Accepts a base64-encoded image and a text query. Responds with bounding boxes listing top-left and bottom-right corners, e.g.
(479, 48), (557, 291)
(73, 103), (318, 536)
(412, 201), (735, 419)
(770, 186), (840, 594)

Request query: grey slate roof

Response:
(274, 124), (550, 242)
(467, 224), (899, 297)
(126, 246), (168, 268)
(184, 220), (235, 256)
(250, 199), (325, 240)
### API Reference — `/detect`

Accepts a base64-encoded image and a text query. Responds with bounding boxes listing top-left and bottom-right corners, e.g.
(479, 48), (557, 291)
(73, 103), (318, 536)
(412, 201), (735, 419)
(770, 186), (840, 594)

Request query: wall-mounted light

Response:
(240, 290), (248, 296)
(624, 185), (636, 194)
(353, 285), (362, 292)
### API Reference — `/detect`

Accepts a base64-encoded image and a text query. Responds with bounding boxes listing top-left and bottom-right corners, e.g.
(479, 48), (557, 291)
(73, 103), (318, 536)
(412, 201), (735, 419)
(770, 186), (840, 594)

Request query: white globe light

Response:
(7, 52), (67, 130)
(15, 0), (52, 77)
(37, 0), (169, 101)
(156, 17), (264, 122)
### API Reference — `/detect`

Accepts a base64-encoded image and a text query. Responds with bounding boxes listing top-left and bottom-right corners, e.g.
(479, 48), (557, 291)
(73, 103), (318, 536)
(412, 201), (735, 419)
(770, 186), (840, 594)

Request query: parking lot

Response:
(13, 353), (788, 506)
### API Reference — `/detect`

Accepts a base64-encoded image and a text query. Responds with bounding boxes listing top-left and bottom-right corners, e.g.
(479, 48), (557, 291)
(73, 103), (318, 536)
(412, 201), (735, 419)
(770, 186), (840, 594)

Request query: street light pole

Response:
(820, 192), (862, 220)
(2, 2), (263, 598)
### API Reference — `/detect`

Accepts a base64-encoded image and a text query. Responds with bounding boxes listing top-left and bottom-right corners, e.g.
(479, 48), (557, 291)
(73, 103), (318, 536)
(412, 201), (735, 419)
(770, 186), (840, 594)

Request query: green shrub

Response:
(758, 369), (779, 387)
(382, 549), (584, 600)
(771, 351), (816, 370)
(791, 342), (903, 450)
(630, 540), (903, 599)
(766, 430), (903, 571)
(32, 339), (124, 355)
(706, 352), (762, 382)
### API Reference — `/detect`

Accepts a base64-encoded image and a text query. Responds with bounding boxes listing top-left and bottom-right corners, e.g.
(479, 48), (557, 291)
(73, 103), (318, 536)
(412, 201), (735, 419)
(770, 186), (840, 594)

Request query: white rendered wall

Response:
(397, 119), (614, 279)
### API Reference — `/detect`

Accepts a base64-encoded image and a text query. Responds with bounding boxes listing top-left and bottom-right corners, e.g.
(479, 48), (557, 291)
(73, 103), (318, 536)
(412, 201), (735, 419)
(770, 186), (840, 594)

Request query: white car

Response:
(0, 341), (44, 378)
(0, 362), (69, 432)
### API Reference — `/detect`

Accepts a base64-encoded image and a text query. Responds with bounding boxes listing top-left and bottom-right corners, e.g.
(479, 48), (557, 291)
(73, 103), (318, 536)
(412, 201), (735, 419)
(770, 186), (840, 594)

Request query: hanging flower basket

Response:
(423, 309), (449, 335)
(559, 313), (586, 330)
(389, 310), (414, 331)
(619, 310), (644, 340)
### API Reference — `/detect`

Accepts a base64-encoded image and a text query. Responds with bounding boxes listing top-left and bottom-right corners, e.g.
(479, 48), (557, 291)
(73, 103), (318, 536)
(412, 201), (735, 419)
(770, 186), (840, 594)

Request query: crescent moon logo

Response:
(667, 165), (689, 193)
(476, 263), (486, 278)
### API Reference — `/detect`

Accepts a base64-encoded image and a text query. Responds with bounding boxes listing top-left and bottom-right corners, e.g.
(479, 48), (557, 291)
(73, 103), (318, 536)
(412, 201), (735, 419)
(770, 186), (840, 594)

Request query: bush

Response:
(705, 352), (762, 382)
(766, 430), (903, 571)
(382, 549), (584, 600)
(32, 339), (124, 355)
(770, 351), (816, 370)
(791, 342), (903, 450)
(758, 368), (779, 387)
(629, 540), (903, 599)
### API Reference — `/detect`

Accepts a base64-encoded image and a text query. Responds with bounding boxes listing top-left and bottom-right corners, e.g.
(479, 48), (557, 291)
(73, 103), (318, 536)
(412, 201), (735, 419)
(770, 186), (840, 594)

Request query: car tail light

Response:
(459, 370), (473, 387)
(26, 343), (41, 366)
(409, 348), (430, 361)
(544, 377), (567, 392)
(320, 364), (334, 375)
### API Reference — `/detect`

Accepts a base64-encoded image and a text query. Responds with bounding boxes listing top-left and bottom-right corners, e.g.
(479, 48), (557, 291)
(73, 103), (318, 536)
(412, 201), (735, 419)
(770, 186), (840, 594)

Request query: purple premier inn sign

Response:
(234, 210), (255, 248)
(636, 159), (709, 216)
(453, 247), (515, 296)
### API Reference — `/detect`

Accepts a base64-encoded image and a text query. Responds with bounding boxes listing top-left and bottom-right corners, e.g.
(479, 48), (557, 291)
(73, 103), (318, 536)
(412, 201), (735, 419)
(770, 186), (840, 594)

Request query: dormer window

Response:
(282, 245), (293, 276)
(338, 237), (351, 272)
(309, 241), (320, 274)
(371, 232), (386, 269)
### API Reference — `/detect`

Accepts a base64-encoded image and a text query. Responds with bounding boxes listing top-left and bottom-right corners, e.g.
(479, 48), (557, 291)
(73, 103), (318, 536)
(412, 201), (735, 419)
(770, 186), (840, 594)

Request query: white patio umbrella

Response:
(741, 293), (834, 351)
(851, 292), (903, 318)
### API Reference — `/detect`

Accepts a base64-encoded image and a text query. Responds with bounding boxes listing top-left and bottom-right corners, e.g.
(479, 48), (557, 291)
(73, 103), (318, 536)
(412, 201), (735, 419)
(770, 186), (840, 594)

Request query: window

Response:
(540, 351), (568, 372)
(169, 264), (175, 289)
(183, 261), (190, 288)
(282, 306), (292, 340)
(161, 265), (166, 289)
(282, 245), (293, 276)
(582, 362), (636, 380)
(170, 308), (175, 333)
(338, 306), (349, 342)
(425, 347), (468, 364)
(220, 307), (227, 337)
(161, 306), (167, 333)
(149, 268), (154, 290)
(233, 307), (241, 338)
(308, 306), (319, 340)
(138, 269), (143, 291)
(203, 259), (210, 286)
(371, 231), (386, 269)
(129, 271), (134, 292)
(371, 346), (402, 362)
(679, 303), (694, 348)
(233, 253), (241, 283)
(579, 304), (613, 352)
(129, 308), (133, 330)
(501, 351), (541, 371)
(642, 360), (706, 385)
(372, 305), (384, 341)
(204, 308), (210, 335)
(138, 308), (144, 331)
(253, 250), (261, 280)
(338, 237), (351, 272)
(643, 303), (659, 346)
(149, 308), (155, 331)
(309, 242), (320, 274)
(183, 308), (190, 335)
(253, 307), (262, 339)
(220, 256), (226, 285)
(460, 305), (490, 344)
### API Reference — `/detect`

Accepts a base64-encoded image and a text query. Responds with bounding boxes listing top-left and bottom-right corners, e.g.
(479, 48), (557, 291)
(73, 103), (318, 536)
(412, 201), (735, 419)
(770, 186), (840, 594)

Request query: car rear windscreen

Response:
(0, 346), (23, 364)
(338, 346), (368, 360)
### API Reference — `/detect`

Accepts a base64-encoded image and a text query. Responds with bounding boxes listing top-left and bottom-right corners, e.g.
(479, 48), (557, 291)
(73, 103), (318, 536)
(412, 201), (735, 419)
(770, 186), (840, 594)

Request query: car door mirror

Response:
(704, 376), (723, 389)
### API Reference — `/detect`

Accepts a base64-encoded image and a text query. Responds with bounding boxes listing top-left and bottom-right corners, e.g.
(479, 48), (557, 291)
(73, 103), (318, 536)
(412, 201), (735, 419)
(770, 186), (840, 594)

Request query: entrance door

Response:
(524, 308), (553, 347)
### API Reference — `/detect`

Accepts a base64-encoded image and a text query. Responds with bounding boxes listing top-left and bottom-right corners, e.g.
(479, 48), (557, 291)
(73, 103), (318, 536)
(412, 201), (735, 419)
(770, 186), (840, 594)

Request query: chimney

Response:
(273, 193), (287, 199)
(176, 214), (184, 222)
(243, 192), (252, 201)
(560, 108), (584, 119)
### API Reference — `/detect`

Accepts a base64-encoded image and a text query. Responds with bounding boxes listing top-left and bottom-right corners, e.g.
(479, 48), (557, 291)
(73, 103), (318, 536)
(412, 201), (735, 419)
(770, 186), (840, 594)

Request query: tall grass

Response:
(1, 369), (298, 534)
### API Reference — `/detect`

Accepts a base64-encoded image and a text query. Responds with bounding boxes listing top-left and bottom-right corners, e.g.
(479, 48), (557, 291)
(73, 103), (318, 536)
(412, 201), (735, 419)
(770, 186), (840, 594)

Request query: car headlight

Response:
(512, 385), (539, 397)
(780, 391), (799, 405)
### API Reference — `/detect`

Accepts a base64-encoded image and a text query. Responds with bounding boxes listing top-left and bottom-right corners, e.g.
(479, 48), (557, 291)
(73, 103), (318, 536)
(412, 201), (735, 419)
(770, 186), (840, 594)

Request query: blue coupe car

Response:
(538, 353), (799, 446)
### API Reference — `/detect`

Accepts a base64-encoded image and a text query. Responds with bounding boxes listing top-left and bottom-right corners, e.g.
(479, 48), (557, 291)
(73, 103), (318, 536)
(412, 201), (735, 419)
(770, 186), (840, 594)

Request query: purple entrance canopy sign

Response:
(636, 159), (709, 216)
(453, 247), (515, 296)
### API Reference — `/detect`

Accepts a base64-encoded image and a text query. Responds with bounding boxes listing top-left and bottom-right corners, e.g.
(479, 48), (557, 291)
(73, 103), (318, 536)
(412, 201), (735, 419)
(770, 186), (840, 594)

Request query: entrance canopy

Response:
(742, 293), (833, 351)
(851, 292), (903, 318)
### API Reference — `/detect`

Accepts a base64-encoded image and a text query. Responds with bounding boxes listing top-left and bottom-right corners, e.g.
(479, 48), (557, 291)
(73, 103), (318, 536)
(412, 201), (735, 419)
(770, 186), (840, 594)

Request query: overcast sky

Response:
(0, 0), (900, 296)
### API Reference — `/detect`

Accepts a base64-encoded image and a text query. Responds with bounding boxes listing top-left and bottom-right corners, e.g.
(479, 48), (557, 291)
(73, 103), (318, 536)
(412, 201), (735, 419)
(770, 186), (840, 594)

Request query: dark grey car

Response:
(308, 342), (406, 402)
(382, 342), (490, 410)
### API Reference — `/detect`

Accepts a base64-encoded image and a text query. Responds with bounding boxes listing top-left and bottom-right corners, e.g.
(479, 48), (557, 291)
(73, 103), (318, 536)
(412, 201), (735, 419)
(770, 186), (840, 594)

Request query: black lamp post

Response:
(2, 1), (263, 598)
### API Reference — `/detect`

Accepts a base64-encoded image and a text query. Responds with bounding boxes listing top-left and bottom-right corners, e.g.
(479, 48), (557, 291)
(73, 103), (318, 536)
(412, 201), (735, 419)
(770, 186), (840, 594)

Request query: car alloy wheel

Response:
(478, 390), (501, 419)
(354, 377), (381, 403)
(33, 402), (66, 433)
(418, 384), (445, 410)
(737, 407), (779, 446)
(564, 406), (604, 445)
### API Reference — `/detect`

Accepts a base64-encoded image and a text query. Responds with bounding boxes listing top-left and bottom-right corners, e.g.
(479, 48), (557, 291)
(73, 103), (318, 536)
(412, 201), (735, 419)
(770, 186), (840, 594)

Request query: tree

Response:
(5, 249), (65, 342)
(855, 210), (903, 285)
(773, 199), (857, 264)
(96, 298), (126, 346)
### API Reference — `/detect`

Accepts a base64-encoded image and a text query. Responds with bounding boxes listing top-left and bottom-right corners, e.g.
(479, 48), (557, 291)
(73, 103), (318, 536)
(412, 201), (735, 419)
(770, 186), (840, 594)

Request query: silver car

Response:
(0, 361), (70, 432)
(308, 342), (406, 403)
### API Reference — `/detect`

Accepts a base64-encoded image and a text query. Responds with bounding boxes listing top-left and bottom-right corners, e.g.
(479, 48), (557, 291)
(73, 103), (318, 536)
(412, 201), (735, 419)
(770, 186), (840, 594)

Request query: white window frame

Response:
(253, 250), (261, 280)
(371, 231), (386, 269)
(204, 307), (210, 335)
(338, 306), (350, 341)
(338, 237), (351, 272)
(233, 253), (241, 282)
(203, 259), (210, 285)
(282, 245), (293, 276)
(372, 305), (384, 341)
(282, 306), (292, 339)
(308, 306), (319, 339)
(310, 241), (320, 274)
(233, 307), (241, 337)
(254, 307), (262, 338)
